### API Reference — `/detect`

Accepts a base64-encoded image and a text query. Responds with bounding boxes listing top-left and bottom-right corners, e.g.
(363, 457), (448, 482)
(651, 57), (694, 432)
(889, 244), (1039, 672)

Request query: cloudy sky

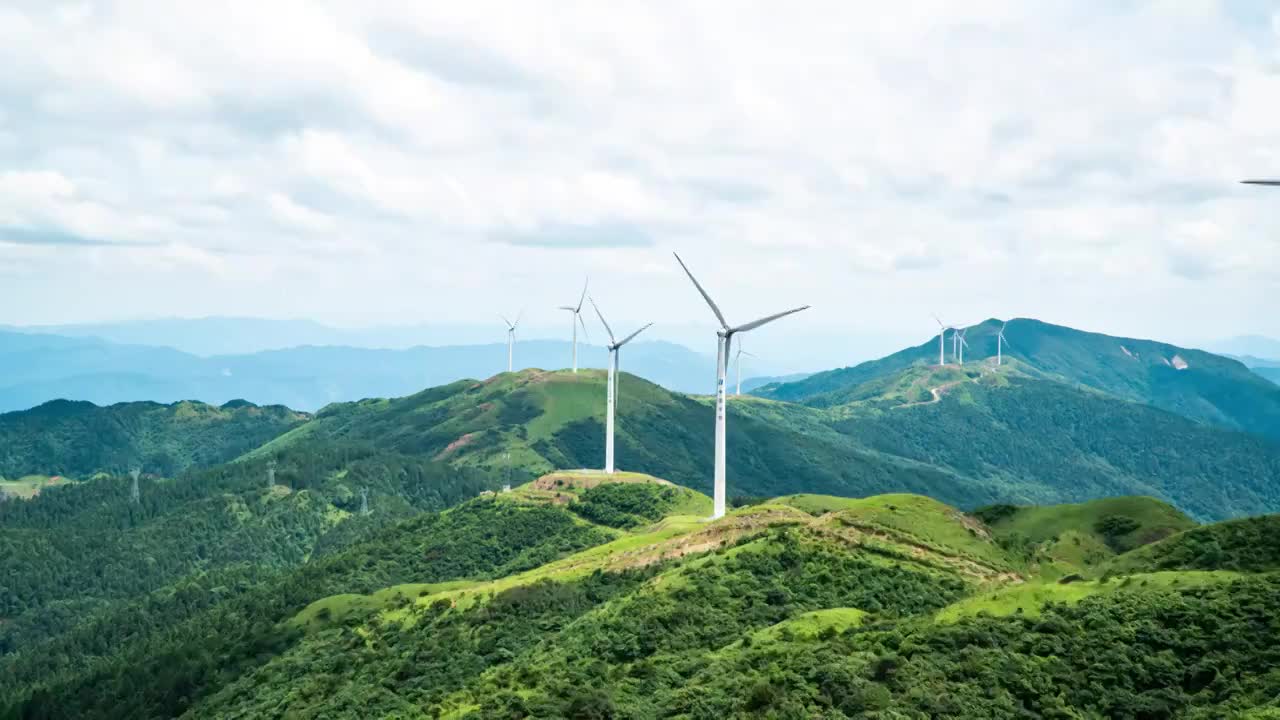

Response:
(1, 1), (1278, 366)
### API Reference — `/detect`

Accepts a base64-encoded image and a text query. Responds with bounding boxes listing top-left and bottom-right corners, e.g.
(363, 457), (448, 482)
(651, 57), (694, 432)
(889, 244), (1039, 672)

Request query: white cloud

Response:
(0, 1), (1278, 362)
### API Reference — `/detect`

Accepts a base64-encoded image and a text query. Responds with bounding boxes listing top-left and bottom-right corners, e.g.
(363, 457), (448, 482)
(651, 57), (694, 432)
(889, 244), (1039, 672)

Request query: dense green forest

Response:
(0, 442), (500, 650)
(7, 471), (1276, 719)
(0, 494), (614, 719)
(0, 398), (305, 478)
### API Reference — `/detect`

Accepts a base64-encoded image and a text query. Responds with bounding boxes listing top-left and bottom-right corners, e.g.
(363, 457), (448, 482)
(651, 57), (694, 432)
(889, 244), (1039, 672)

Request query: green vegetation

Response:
(568, 481), (683, 528)
(7, 325), (1280, 717)
(976, 495), (1197, 576)
(240, 368), (1280, 522)
(4, 468), (1280, 719)
(831, 375), (1280, 521)
(936, 570), (1240, 621)
(759, 317), (1280, 441)
(1106, 514), (1280, 574)
(0, 443), (500, 648)
(0, 492), (616, 719)
(0, 398), (305, 478)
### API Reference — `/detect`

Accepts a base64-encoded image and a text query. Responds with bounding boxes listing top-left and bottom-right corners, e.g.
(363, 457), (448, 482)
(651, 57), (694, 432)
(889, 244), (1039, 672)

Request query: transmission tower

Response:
(129, 467), (141, 504)
(266, 459), (276, 488)
(359, 487), (370, 516)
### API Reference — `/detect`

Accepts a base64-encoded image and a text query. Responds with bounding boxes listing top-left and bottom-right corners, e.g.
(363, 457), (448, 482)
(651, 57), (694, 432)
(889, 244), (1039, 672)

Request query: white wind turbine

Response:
(500, 312), (522, 372)
(996, 321), (1009, 366)
(734, 344), (756, 396)
(932, 315), (953, 366)
(558, 278), (590, 373)
(673, 252), (810, 520)
(589, 296), (653, 474)
(956, 327), (969, 365)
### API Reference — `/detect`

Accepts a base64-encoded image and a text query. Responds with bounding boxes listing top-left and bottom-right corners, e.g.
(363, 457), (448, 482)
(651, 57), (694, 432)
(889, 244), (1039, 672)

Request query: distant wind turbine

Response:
(734, 344), (756, 396)
(500, 312), (522, 372)
(996, 321), (1009, 366)
(673, 252), (810, 520)
(589, 296), (653, 474)
(129, 467), (141, 504)
(932, 315), (953, 366)
(957, 327), (969, 365)
(558, 278), (591, 373)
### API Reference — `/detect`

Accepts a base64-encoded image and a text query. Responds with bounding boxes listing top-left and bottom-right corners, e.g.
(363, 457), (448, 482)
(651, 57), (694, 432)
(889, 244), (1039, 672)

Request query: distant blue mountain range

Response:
(0, 330), (726, 412)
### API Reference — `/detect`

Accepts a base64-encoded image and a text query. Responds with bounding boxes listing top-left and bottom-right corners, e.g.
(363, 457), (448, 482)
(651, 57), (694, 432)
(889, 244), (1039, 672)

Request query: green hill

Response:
(0, 398), (306, 479)
(975, 496), (1196, 577)
(1105, 514), (1280, 575)
(250, 368), (1280, 521)
(828, 373), (1280, 521)
(0, 442), (498, 653)
(758, 318), (1280, 439)
(8, 476), (1278, 719)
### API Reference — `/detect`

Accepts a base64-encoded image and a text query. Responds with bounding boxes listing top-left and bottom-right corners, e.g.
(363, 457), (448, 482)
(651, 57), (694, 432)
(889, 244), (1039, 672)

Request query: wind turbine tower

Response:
(589, 296), (653, 474)
(932, 315), (952, 365)
(129, 467), (141, 504)
(359, 487), (370, 515)
(734, 344), (756, 396)
(558, 279), (590, 372)
(673, 252), (809, 520)
(500, 312), (522, 372)
(266, 459), (276, 488)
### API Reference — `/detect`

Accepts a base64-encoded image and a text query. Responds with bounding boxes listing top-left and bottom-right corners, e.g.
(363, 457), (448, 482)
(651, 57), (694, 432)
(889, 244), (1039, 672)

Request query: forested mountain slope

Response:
(0, 398), (305, 478)
(0, 443), (498, 654)
(8, 474), (1277, 719)
(758, 318), (1280, 439)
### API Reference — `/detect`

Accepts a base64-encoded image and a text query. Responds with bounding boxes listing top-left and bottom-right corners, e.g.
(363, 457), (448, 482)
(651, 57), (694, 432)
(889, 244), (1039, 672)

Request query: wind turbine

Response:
(500, 312), (522, 372)
(589, 296), (653, 474)
(996, 321), (1009, 366)
(558, 278), (590, 372)
(956, 327), (969, 365)
(129, 467), (141, 504)
(673, 252), (810, 520)
(734, 344), (756, 396)
(932, 315), (952, 365)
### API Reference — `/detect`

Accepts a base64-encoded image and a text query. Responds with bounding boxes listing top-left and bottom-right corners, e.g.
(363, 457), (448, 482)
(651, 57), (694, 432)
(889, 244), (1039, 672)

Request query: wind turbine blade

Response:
(932, 313), (945, 328)
(615, 322), (653, 348)
(588, 296), (616, 344)
(731, 305), (811, 334)
(576, 278), (588, 312)
(514, 310), (523, 330)
(577, 312), (590, 341)
(959, 334), (970, 349)
(673, 252), (730, 330)
(741, 351), (757, 358)
(499, 314), (514, 329)
(558, 305), (576, 311)
(1242, 180), (1280, 186)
